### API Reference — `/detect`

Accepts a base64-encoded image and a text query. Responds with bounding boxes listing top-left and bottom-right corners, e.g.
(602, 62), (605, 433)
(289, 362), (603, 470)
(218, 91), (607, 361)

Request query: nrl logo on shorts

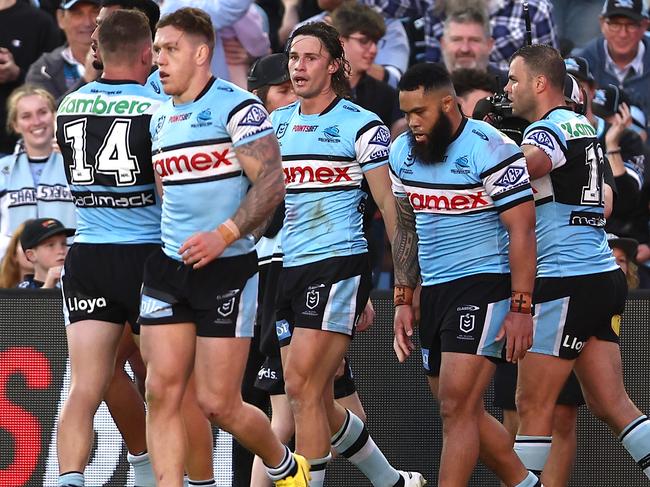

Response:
(217, 297), (236, 317)
(459, 313), (475, 333)
(306, 289), (320, 310)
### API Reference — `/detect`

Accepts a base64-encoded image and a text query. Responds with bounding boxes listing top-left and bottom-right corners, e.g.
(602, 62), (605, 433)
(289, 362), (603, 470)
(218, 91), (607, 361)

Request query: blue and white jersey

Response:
(271, 97), (390, 267)
(522, 107), (618, 277)
(150, 77), (273, 261)
(390, 118), (533, 286)
(56, 79), (166, 244)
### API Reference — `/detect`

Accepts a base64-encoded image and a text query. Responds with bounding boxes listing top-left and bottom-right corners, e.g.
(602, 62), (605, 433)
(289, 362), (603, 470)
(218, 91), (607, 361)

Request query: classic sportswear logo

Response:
(67, 296), (107, 314)
(59, 95), (153, 116)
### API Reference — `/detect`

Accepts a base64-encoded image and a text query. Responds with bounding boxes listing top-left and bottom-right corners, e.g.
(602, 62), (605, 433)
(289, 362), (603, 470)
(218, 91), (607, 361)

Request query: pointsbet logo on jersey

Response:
(58, 95), (154, 116)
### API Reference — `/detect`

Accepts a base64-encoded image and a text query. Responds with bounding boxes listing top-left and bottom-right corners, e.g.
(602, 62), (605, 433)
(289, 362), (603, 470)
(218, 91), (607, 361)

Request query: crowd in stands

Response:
(1, 0), (650, 290)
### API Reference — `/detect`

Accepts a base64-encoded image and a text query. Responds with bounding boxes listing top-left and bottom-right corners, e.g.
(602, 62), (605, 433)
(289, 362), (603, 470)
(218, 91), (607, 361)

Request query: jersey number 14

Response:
(64, 118), (140, 186)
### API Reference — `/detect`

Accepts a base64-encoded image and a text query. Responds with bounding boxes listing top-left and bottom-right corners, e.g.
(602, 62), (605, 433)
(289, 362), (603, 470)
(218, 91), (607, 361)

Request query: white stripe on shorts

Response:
(322, 274), (361, 335)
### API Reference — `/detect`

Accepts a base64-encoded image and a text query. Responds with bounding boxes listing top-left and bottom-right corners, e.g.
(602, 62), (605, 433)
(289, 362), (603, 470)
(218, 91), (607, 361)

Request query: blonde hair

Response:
(0, 221), (29, 288)
(6, 84), (56, 135)
(627, 261), (640, 290)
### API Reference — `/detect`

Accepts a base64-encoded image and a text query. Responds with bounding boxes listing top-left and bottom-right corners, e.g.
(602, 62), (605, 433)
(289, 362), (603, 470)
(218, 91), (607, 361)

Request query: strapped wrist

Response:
(510, 291), (532, 314)
(394, 286), (414, 306)
(216, 219), (240, 246)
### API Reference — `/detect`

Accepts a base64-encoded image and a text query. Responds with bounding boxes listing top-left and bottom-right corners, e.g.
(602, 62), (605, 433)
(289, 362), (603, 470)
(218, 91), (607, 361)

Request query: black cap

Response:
(601, 0), (647, 21)
(564, 57), (595, 84)
(592, 84), (621, 118)
(20, 218), (75, 250)
(247, 53), (290, 91)
(564, 74), (582, 105)
(60, 0), (99, 9)
(607, 233), (639, 261)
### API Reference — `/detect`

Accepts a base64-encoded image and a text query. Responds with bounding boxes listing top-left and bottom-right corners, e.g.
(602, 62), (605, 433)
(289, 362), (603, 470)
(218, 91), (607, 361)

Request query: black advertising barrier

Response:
(1, 289), (649, 486)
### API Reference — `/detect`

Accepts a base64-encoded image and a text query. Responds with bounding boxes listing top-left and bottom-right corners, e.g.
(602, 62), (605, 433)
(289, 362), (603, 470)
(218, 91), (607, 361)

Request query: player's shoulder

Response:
(463, 118), (513, 146)
(58, 80), (161, 117)
(270, 101), (299, 123)
(389, 131), (413, 168)
(334, 98), (381, 127)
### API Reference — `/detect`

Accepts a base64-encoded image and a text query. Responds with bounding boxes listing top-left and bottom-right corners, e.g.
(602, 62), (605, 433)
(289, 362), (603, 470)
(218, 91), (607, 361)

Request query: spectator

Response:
(296, 0), (411, 87)
(439, 4), (508, 86)
(608, 233), (640, 289)
(18, 217), (74, 288)
(424, 0), (558, 72)
(0, 85), (76, 257)
(578, 0), (650, 122)
(26, 0), (100, 100)
(247, 52), (296, 112)
(0, 220), (32, 287)
(0, 0), (61, 155)
(451, 67), (497, 117)
(330, 2), (404, 133)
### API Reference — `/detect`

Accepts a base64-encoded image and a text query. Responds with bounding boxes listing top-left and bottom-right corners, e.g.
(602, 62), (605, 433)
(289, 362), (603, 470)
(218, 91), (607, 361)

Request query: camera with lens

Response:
(472, 92), (530, 145)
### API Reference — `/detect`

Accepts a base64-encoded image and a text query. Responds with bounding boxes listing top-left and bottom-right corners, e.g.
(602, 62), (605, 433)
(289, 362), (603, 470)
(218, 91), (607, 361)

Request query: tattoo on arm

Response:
(392, 196), (420, 288)
(233, 134), (285, 237)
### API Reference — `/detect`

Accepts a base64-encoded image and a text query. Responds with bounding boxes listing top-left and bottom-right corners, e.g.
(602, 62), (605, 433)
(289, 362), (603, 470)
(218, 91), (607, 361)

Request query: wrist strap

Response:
(394, 286), (414, 306)
(606, 149), (621, 155)
(510, 291), (532, 314)
(217, 219), (241, 246)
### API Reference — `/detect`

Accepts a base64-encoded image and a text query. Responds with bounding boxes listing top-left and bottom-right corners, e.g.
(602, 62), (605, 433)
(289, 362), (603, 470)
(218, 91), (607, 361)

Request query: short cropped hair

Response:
(330, 3), (386, 42)
(98, 9), (152, 65)
(288, 22), (351, 98)
(398, 62), (453, 93)
(443, 5), (491, 39)
(157, 7), (215, 59)
(510, 44), (566, 91)
(451, 68), (497, 97)
(101, 0), (160, 37)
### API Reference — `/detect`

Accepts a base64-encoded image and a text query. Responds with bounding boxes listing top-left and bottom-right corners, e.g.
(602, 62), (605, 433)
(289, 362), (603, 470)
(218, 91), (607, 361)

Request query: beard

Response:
(408, 109), (454, 164)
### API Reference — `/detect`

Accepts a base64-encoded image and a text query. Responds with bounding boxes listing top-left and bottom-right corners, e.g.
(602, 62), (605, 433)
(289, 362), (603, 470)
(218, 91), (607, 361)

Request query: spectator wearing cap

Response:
(578, 0), (650, 122)
(26, 0), (100, 100)
(18, 217), (74, 288)
(0, 0), (61, 156)
(608, 233), (640, 288)
(248, 52), (296, 112)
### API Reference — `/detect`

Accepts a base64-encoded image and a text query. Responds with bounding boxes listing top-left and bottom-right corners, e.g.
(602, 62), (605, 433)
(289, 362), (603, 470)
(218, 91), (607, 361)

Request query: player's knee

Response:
(438, 392), (478, 421)
(196, 391), (240, 427)
(67, 381), (106, 409)
(144, 372), (184, 408)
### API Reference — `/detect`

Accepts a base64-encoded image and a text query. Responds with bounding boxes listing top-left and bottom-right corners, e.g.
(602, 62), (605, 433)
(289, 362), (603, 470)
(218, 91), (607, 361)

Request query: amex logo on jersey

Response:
(405, 184), (495, 214)
(153, 143), (239, 182)
(283, 160), (362, 191)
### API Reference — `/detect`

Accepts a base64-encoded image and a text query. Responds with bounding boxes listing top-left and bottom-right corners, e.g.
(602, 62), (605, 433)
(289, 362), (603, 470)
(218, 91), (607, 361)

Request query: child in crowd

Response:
(0, 221), (33, 288)
(18, 218), (74, 289)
